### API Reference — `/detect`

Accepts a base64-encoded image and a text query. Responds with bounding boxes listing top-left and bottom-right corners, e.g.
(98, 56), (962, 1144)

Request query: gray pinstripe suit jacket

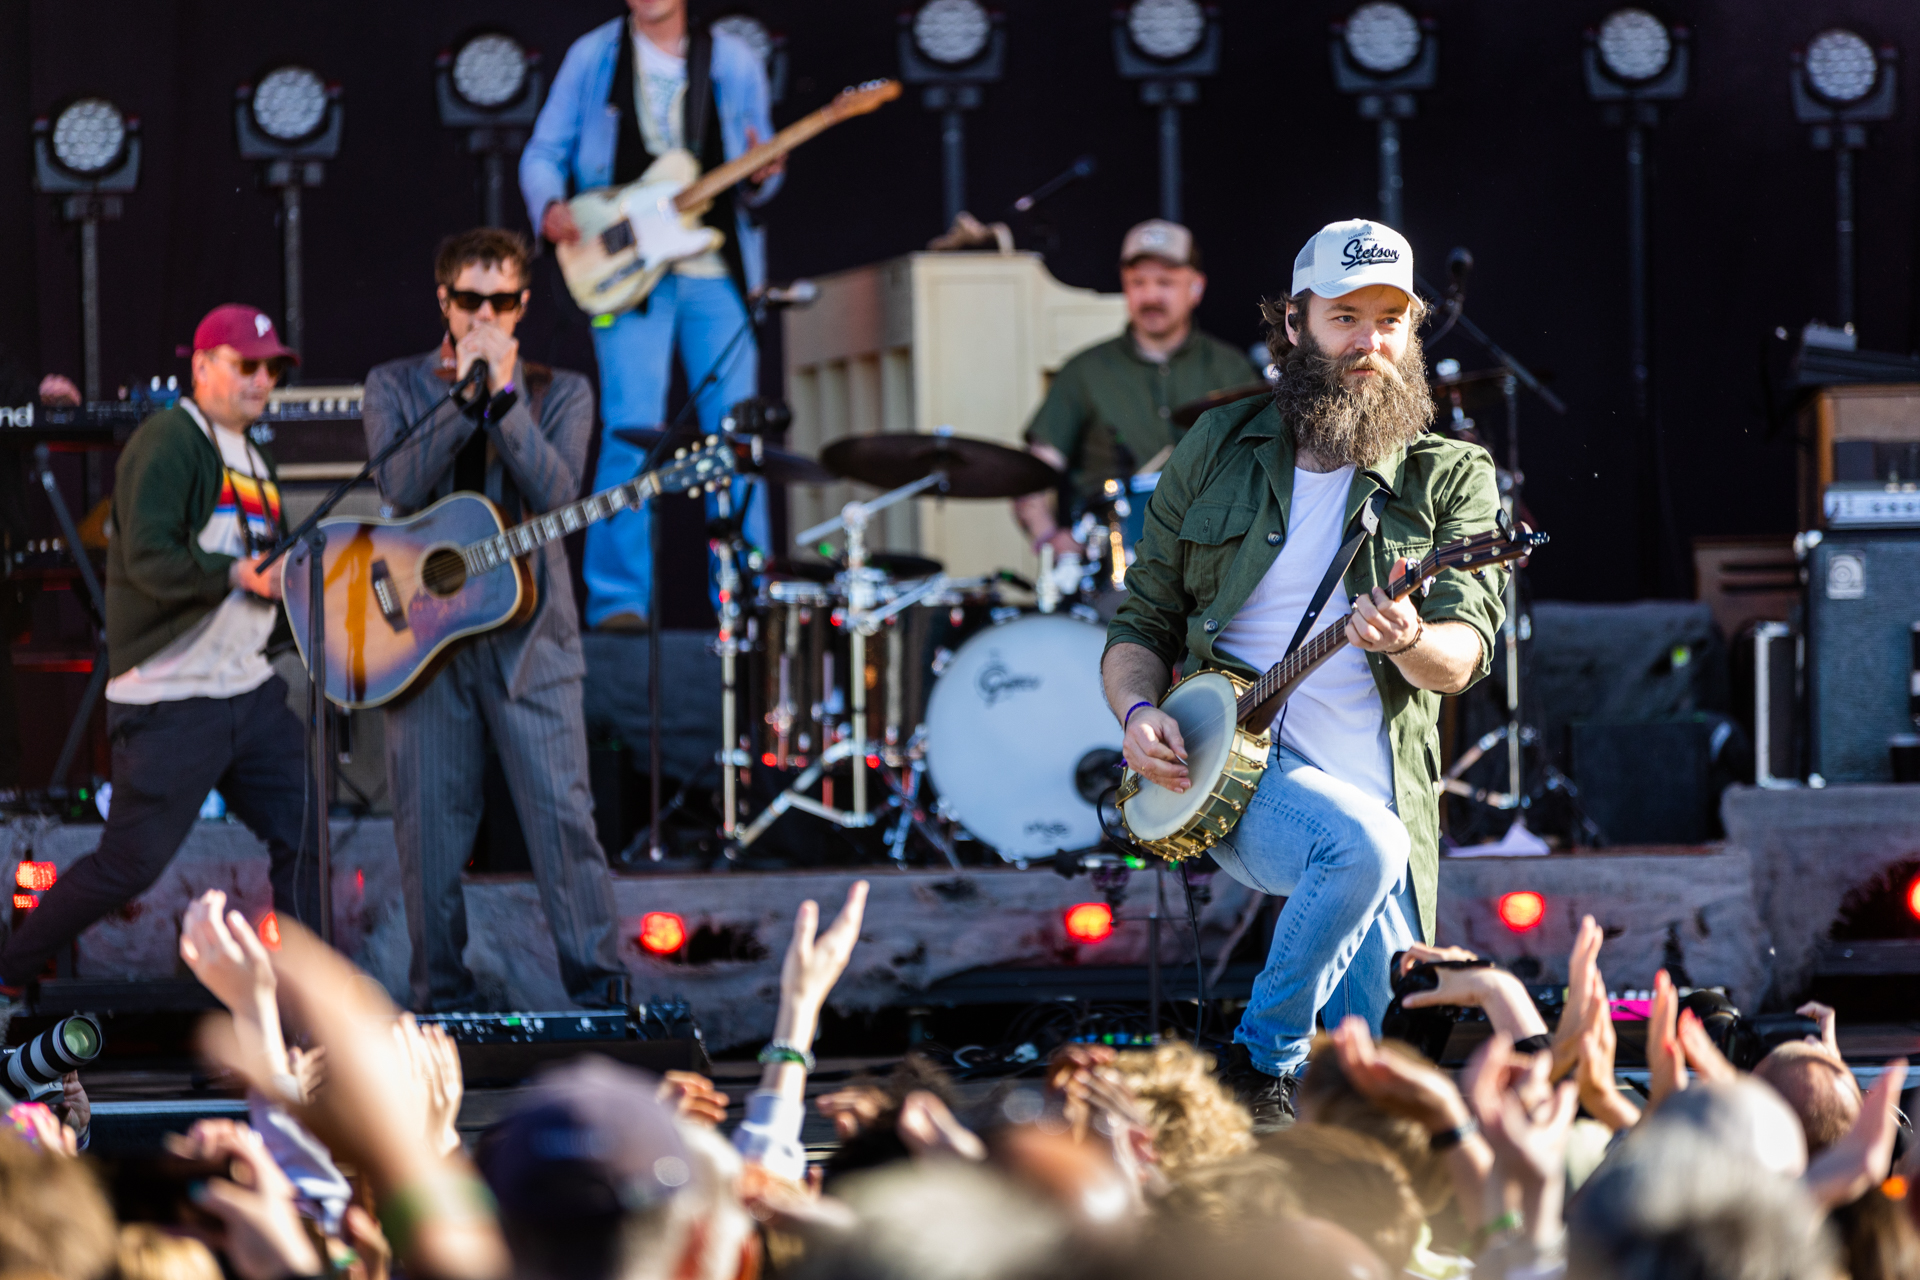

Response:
(362, 350), (595, 700)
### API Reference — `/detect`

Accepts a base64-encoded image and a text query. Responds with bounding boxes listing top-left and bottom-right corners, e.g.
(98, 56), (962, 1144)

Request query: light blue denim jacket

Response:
(519, 17), (780, 291)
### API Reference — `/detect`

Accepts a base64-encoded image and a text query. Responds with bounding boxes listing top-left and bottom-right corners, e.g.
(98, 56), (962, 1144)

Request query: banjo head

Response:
(1121, 671), (1245, 842)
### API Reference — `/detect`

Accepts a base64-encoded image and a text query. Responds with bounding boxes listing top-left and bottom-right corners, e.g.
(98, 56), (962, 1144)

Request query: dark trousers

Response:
(385, 643), (625, 1012)
(0, 676), (319, 988)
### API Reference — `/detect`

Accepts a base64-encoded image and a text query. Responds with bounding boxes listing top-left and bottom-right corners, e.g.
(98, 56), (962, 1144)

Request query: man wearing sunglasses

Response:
(0, 304), (319, 1043)
(361, 228), (627, 1015)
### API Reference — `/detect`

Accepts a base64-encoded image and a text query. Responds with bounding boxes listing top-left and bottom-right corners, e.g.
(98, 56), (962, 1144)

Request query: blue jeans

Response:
(585, 274), (767, 625)
(1210, 743), (1419, 1077)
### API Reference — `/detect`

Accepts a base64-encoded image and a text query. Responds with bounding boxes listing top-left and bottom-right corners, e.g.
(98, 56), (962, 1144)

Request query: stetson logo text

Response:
(1341, 237), (1400, 269)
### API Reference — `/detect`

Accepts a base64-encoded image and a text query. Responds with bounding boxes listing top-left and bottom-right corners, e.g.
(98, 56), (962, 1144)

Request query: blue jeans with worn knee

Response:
(1210, 743), (1418, 1078)
(585, 274), (767, 625)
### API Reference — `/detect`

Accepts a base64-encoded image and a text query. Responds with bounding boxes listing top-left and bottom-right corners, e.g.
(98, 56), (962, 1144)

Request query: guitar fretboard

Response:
(676, 109), (838, 212)
(1233, 564), (1419, 724)
(457, 472), (662, 576)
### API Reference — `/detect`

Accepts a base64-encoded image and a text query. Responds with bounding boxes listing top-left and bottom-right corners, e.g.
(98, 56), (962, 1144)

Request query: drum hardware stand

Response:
(31, 444), (110, 800)
(731, 470), (946, 852)
(708, 479), (759, 840)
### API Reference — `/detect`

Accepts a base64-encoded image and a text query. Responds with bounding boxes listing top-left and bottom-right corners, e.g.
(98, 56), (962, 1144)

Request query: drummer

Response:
(1016, 219), (1263, 559)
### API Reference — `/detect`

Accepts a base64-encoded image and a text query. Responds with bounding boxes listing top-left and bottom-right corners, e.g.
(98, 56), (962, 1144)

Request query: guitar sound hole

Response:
(420, 548), (467, 597)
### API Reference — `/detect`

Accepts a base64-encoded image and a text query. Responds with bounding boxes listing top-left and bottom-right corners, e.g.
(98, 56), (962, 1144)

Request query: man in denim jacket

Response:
(521, 0), (783, 629)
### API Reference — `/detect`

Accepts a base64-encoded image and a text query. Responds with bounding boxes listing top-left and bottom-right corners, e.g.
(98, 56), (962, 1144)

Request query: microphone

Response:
(461, 357), (491, 418)
(1012, 154), (1097, 214)
(753, 280), (819, 309)
(1446, 247), (1473, 303)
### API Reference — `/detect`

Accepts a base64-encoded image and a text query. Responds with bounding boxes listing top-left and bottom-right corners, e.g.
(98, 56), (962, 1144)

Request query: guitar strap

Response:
(1280, 487), (1391, 661)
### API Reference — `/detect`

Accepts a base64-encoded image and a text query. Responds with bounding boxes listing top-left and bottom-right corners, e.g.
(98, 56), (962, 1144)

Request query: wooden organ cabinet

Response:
(782, 252), (1127, 580)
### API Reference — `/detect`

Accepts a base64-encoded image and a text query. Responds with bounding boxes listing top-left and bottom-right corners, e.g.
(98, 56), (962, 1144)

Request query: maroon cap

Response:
(190, 304), (299, 364)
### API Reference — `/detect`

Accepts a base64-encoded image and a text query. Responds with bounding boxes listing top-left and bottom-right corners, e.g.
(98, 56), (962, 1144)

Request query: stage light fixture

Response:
(49, 98), (127, 177)
(1344, 2), (1422, 75)
(1497, 890), (1546, 932)
(912, 0), (992, 66)
(1127, 0), (1206, 61)
(236, 64), (343, 374)
(1064, 901), (1115, 944)
(1905, 873), (1920, 921)
(34, 95), (141, 401)
(713, 13), (773, 64)
(259, 911), (282, 950)
(12, 895), (34, 911)
(1790, 30), (1897, 332)
(1596, 8), (1672, 82)
(451, 33), (529, 110)
(899, 0), (1005, 229)
(251, 65), (329, 144)
(639, 911), (689, 955)
(1805, 29), (1878, 104)
(14, 862), (55, 892)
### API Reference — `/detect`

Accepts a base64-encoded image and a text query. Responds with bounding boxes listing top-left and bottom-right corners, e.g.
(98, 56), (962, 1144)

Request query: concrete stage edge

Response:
(2, 785), (1914, 1050)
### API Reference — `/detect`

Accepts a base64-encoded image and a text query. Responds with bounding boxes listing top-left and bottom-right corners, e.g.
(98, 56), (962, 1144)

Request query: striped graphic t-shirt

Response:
(106, 400), (282, 705)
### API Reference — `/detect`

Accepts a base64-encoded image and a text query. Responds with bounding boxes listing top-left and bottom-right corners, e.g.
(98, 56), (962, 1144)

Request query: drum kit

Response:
(624, 421), (1148, 868)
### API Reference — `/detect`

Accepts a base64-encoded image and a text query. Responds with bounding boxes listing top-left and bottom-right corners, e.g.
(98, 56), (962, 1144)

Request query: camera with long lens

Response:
(1678, 989), (1818, 1071)
(1381, 958), (1497, 1061)
(3, 1014), (103, 1101)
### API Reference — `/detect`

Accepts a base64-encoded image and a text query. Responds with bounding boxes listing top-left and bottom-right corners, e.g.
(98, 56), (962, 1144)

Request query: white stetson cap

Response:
(1291, 219), (1416, 301)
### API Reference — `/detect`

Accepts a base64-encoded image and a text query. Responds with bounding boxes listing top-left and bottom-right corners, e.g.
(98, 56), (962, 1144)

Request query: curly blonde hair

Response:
(1111, 1041), (1255, 1178)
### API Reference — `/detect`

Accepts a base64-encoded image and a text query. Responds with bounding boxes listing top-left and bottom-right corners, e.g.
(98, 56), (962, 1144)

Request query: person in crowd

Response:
(363, 228), (628, 1014)
(1260, 1123), (1425, 1270)
(1017, 219), (1260, 565)
(1755, 1039), (1864, 1155)
(0, 305), (316, 1042)
(520, 0), (782, 630)
(1109, 1040), (1254, 1178)
(1106, 219), (1506, 1125)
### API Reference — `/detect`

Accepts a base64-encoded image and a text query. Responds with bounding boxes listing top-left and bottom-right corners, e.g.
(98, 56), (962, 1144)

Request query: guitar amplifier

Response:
(1806, 531), (1920, 782)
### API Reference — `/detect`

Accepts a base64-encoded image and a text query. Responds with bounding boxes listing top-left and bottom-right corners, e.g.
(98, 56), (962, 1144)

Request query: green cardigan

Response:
(105, 405), (282, 677)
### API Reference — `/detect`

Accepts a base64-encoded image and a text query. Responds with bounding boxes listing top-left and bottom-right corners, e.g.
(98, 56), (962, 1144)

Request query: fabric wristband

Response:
(758, 1040), (816, 1071)
(1122, 700), (1154, 728)
(376, 1172), (497, 1260)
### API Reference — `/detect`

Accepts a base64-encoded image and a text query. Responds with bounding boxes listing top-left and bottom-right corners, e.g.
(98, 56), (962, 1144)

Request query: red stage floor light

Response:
(12, 894), (35, 911)
(640, 911), (688, 955)
(1498, 890), (1546, 932)
(1064, 902), (1114, 943)
(259, 912), (281, 950)
(1906, 874), (1920, 922)
(15, 862), (55, 891)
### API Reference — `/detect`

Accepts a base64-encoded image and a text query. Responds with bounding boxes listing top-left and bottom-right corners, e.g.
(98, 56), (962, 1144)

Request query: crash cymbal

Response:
(609, 427), (837, 486)
(821, 432), (1058, 499)
(773, 550), (946, 582)
(1170, 382), (1273, 427)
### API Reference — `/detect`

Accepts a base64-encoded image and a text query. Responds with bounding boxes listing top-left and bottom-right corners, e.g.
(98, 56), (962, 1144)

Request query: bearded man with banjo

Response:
(1103, 221), (1509, 1126)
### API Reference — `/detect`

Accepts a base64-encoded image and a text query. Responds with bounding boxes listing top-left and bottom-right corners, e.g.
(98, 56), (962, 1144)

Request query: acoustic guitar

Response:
(280, 440), (736, 709)
(556, 79), (901, 316)
(1117, 523), (1549, 861)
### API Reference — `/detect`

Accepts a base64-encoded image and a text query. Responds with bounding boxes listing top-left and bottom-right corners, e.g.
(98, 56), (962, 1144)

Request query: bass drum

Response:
(924, 613), (1122, 860)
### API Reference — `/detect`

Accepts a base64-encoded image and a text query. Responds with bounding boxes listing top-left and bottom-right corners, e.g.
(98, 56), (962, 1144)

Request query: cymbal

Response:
(821, 432), (1058, 499)
(1170, 382), (1273, 427)
(609, 427), (837, 486)
(769, 550), (946, 582)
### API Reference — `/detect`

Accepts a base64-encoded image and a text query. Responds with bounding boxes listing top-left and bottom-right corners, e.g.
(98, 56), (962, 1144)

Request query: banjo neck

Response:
(1234, 561), (1422, 734)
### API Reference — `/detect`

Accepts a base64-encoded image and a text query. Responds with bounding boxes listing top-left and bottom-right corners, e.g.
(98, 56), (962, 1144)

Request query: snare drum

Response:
(923, 612), (1122, 860)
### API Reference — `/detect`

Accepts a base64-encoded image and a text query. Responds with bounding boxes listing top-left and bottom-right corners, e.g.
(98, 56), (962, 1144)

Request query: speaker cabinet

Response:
(1806, 532), (1920, 783)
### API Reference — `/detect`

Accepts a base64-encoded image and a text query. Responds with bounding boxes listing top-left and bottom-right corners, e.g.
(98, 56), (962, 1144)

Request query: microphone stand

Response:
(256, 364), (489, 943)
(634, 298), (765, 862)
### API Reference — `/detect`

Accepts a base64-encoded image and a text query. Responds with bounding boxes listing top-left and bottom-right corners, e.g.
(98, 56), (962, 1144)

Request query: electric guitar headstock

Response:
(652, 438), (739, 497)
(1389, 522), (1549, 598)
(821, 79), (903, 123)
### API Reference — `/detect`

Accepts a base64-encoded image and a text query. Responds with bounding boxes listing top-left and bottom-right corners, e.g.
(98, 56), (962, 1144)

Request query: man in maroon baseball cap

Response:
(0, 301), (317, 1044)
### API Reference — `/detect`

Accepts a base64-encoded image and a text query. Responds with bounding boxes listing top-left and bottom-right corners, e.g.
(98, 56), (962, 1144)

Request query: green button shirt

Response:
(1106, 395), (1508, 946)
(1025, 327), (1260, 505)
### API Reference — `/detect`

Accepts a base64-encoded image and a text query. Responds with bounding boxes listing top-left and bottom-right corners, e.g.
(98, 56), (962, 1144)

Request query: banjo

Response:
(1117, 523), (1548, 861)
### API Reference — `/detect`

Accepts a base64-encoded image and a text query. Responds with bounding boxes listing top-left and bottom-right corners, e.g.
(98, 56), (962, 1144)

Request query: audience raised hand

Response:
(166, 1119), (324, 1280)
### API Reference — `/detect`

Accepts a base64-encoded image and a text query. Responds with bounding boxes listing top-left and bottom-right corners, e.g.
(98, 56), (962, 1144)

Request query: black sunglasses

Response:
(446, 289), (525, 314)
(214, 351), (292, 379)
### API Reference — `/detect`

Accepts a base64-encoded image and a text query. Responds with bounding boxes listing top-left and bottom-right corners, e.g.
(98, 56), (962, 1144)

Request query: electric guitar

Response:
(555, 79), (901, 316)
(280, 440), (735, 708)
(1118, 523), (1549, 861)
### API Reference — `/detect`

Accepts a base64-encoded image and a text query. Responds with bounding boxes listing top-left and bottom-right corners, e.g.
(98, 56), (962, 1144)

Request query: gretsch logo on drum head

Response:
(976, 653), (1041, 706)
(1025, 819), (1069, 838)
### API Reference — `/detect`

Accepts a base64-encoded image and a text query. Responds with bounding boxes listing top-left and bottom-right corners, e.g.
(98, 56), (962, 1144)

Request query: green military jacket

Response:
(1025, 327), (1259, 505)
(1105, 395), (1507, 945)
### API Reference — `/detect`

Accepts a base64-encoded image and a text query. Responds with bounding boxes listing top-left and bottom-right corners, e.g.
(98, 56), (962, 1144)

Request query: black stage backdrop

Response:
(6, 0), (1920, 605)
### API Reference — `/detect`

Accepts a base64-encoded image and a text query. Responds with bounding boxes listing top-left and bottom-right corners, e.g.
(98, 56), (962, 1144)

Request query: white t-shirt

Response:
(1214, 465), (1396, 806)
(631, 30), (727, 279)
(105, 401), (280, 705)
